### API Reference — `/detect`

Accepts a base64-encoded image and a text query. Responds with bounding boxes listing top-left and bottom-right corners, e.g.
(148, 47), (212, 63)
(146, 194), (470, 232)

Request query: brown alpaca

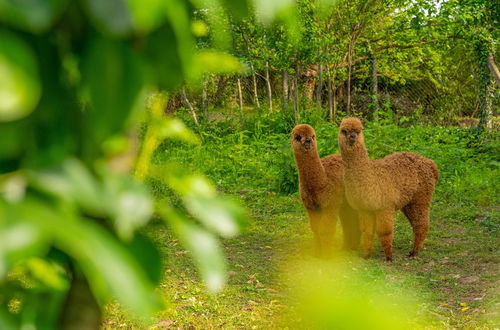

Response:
(338, 118), (439, 261)
(291, 124), (360, 257)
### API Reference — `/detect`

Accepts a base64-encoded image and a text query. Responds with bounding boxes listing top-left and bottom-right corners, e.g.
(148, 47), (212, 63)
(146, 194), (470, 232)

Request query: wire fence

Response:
(169, 61), (499, 128)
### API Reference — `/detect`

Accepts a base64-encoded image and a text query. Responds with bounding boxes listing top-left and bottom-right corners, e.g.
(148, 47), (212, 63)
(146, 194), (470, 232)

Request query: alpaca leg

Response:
(375, 209), (395, 262)
(340, 203), (360, 250)
(317, 207), (337, 258)
(359, 211), (375, 259)
(402, 202), (430, 258)
(307, 209), (322, 257)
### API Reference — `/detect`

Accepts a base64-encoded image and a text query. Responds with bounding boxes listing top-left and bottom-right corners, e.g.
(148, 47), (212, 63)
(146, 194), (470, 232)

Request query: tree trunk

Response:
(316, 63), (323, 109)
(347, 40), (352, 114)
(487, 53), (500, 86)
(214, 76), (227, 107)
(294, 64), (300, 123)
(237, 77), (243, 116)
(181, 87), (199, 126)
(333, 78), (337, 122)
(202, 78), (208, 119)
(327, 67), (333, 122)
(327, 76), (333, 122)
(251, 65), (260, 109)
(371, 45), (379, 120)
(282, 69), (289, 108)
(60, 274), (101, 330)
(265, 60), (273, 112)
(476, 43), (494, 132)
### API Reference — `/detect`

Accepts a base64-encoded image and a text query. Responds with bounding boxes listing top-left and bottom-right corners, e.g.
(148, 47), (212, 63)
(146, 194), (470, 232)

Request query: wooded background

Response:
(174, 0), (499, 129)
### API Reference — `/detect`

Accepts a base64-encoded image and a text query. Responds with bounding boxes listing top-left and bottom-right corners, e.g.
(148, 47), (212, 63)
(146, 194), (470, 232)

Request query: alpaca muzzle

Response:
(303, 138), (312, 149)
(348, 132), (357, 145)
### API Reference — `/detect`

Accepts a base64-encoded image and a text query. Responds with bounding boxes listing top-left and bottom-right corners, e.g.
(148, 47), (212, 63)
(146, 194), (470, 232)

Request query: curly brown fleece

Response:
(338, 118), (439, 261)
(291, 124), (360, 258)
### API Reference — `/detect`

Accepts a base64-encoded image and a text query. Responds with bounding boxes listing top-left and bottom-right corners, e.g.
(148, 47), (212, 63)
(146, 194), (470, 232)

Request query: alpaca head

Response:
(291, 124), (317, 154)
(339, 117), (364, 148)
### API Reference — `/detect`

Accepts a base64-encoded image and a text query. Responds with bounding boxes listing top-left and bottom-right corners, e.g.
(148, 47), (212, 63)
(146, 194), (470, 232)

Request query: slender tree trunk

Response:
(237, 77), (243, 116)
(316, 63), (323, 109)
(214, 76), (227, 107)
(282, 69), (289, 108)
(294, 63), (300, 123)
(181, 87), (198, 126)
(251, 65), (260, 109)
(202, 78), (208, 119)
(370, 45), (379, 121)
(347, 40), (352, 114)
(327, 74), (333, 122)
(327, 67), (336, 122)
(333, 79), (337, 122)
(265, 60), (273, 112)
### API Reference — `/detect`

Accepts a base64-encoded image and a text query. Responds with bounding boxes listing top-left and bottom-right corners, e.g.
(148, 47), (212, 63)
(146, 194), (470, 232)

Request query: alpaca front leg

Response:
(318, 207), (337, 258)
(307, 209), (322, 258)
(375, 209), (395, 261)
(359, 211), (375, 259)
(340, 203), (360, 250)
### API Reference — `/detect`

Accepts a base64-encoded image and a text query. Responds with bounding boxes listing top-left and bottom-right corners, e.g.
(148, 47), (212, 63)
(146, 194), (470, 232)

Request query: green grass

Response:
(104, 118), (499, 329)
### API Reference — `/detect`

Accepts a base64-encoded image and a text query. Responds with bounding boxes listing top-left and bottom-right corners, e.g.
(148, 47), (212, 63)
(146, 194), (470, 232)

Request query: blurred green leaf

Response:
(156, 117), (200, 144)
(220, 0), (251, 19)
(124, 233), (163, 285)
(0, 0), (67, 33)
(164, 0), (196, 81)
(82, 38), (145, 147)
(61, 159), (103, 213)
(151, 170), (246, 237)
(194, 50), (245, 74)
(101, 171), (153, 241)
(184, 195), (246, 238)
(81, 0), (133, 36)
(22, 257), (69, 290)
(253, 0), (296, 23)
(145, 25), (183, 90)
(0, 309), (17, 330)
(0, 31), (41, 122)
(0, 220), (48, 278)
(66, 219), (161, 316)
(20, 196), (161, 316)
(158, 205), (227, 293)
(127, 0), (166, 33)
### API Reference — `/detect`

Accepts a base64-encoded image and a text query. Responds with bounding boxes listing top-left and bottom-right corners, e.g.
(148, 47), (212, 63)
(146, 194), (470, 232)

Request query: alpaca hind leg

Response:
(340, 203), (360, 250)
(359, 211), (375, 259)
(375, 209), (395, 262)
(402, 202), (430, 258)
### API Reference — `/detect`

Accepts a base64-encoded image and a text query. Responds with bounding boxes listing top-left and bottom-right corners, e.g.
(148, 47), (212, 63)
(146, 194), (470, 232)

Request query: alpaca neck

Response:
(341, 142), (370, 170)
(294, 149), (327, 188)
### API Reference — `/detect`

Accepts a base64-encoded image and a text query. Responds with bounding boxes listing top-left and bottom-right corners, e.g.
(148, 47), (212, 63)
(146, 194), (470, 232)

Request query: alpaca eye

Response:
(312, 135), (315, 139)
(341, 130), (347, 134)
(295, 135), (301, 141)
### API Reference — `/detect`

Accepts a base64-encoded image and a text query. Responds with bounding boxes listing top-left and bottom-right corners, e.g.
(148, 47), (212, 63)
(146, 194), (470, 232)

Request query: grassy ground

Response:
(104, 117), (499, 329)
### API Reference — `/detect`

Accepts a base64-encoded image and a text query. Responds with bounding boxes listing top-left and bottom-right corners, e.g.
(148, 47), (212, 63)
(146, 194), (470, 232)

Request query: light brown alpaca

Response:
(291, 124), (360, 258)
(338, 118), (439, 261)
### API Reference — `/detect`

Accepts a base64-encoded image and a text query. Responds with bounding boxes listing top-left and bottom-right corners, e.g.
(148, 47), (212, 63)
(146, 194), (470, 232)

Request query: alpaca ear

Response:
(360, 118), (365, 129)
